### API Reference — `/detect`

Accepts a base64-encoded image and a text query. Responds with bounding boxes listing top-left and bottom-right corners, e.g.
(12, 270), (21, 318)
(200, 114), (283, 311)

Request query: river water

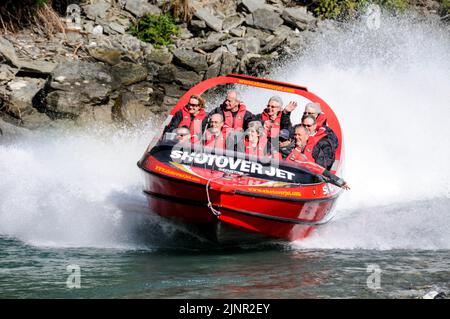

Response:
(1, 14), (449, 298)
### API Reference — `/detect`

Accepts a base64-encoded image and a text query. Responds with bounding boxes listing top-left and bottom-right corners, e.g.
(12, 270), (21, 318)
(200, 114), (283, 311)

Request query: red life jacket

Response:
(244, 137), (267, 158)
(261, 111), (282, 138)
(315, 113), (327, 130)
(286, 145), (325, 175)
(179, 107), (206, 143)
(304, 127), (328, 158)
(204, 126), (229, 149)
(223, 103), (247, 131)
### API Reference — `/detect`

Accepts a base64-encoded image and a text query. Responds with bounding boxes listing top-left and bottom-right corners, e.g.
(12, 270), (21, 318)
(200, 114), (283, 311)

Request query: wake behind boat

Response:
(138, 74), (346, 243)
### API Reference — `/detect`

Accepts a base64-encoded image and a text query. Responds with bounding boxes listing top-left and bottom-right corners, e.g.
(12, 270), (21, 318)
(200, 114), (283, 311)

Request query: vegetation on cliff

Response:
(129, 14), (180, 47)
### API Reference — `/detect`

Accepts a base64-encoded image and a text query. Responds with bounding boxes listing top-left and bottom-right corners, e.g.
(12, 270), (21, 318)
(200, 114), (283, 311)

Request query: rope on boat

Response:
(205, 176), (223, 217)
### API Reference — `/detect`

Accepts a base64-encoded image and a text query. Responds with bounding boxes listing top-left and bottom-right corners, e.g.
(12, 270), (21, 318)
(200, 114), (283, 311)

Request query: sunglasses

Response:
(302, 124), (314, 128)
(177, 133), (190, 136)
(279, 138), (290, 142)
(267, 104), (280, 109)
(187, 103), (200, 108)
(303, 112), (317, 115)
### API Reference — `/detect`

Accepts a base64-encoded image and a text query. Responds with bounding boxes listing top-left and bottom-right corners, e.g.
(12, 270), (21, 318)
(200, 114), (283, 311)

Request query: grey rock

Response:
(0, 64), (17, 82)
(146, 47), (173, 65)
(194, 8), (223, 32)
(222, 15), (245, 31)
(109, 22), (126, 35)
(161, 84), (186, 98)
(281, 7), (316, 31)
(230, 26), (246, 37)
(196, 41), (222, 52)
(239, 0), (267, 13)
(208, 46), (225, 64)
(172, 49), (208, 72)
(238, 37), (260, 56)
(0, 36), (19, 66)
(174, 69), (202, 89)
(220, 52), (238, 75)
(205, 61), (221, 79)
(125, 0), (161, 17)
(261, 34), (287, 53)
(162, 95), (180, 112)
(83, 1), (111, 20)
(112, 62), (148, 86)
(189, 19), (207, 32)
(88, 47), (122, 65)
(252, 8), (283, 31)
(178, 26), (194, 39)
(206, 32), (228, 43)
(4, 78), (46, 115)
(157, 64), (178, 83)
(145, 61), (160, 81)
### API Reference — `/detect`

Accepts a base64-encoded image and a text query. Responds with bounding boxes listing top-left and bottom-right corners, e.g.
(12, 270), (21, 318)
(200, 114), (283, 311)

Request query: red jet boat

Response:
(138, 74), (345, 243)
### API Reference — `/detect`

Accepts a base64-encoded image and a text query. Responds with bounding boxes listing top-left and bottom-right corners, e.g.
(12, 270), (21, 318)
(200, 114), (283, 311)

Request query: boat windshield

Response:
(151, 136), (322, 185)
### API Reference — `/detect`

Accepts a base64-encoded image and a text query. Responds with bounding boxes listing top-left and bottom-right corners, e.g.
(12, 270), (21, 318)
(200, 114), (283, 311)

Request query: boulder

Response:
(220, 52), (238, 75)
(88, 47), (122, 65)
(281, 7), (316, 31)
(82, 1), (111, 20)
(194, 8), (223, 32)
(251, 8), (283, 31)
(112, 62), (148, 86)
(222, 15), (245, 31)
(0, 64), (17, 82)
(238, 0), (267, 13)
(3, 78), (46, 118)
(172, 49), (208, 72)
(146, 47), (173, 65)
(124, 0), (161, 17)
(174, 69), (203, 89)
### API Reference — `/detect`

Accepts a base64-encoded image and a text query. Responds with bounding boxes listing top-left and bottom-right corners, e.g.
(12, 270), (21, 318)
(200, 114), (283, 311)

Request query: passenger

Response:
(174, 126), (192, 145)
(255, 96), (294, 138)
(301, 115), (335, 170)
(164, 94), (206, 143)
(239, 121), (268, 158)
(303, 102), (339, 152)
(270, 129), (295, 160)
(205, 90), (254, 132)
(203, 113), (229, 150)
(287, 125), (349, 190)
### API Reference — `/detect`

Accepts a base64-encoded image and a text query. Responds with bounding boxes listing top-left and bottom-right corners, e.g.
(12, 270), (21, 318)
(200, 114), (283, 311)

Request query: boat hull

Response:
(140, 161), (339, 242)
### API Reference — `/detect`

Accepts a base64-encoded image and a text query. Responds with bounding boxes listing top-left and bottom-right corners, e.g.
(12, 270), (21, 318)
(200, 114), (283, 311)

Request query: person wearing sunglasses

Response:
(301, 115), (335, 170)
(164, 94), (206, 143)
(174, 126), (192, 144)
(271, 129), (295, 160)
(302, 102), (339, 153)
(254, 96), (295, 139)
(287, 125), (349, 190)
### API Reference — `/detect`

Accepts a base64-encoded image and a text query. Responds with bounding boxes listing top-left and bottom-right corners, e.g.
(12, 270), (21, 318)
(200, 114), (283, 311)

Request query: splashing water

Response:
(0, 14), (449, 250)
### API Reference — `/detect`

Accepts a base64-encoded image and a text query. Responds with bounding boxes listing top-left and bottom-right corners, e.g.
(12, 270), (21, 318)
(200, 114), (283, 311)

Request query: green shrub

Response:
(310, 0), (409, 20)
(442, 0), (450, 15)
(129, 14), (180, 47)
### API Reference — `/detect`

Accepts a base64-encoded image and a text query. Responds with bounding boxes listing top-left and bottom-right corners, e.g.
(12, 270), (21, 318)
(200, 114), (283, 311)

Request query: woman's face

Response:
(248, 128), (259, 143)
(187, 98), (200, 114)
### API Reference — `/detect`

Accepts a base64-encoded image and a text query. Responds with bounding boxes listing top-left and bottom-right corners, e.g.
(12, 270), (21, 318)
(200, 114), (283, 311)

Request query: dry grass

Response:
(0, 0), (65, 36)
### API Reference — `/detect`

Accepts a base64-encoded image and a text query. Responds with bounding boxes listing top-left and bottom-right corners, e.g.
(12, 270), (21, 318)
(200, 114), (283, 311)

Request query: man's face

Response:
(266, 100), (281, 117)
(302, 117), (316, 134)
(176, 129), (191, 143)
(294, 127), (309, 146)
(209, 115), (223, 132)
(224, 92), (238, 110)
(279, 138), (291, 147)
(303, 106), (318, 119)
